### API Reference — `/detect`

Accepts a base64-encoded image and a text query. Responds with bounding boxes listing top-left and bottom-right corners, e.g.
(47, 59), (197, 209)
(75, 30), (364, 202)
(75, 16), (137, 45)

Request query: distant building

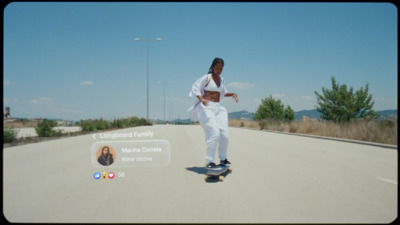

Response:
(56, 120), (74, 126)
(3, 107), (11, 119)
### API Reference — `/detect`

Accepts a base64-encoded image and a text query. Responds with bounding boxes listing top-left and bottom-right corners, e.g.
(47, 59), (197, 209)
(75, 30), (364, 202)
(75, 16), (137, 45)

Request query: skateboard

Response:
(204, 165), (232, 182)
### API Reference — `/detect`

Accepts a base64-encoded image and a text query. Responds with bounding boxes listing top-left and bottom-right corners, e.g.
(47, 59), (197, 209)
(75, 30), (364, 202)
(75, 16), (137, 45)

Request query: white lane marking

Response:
(377, 177), (397, 185)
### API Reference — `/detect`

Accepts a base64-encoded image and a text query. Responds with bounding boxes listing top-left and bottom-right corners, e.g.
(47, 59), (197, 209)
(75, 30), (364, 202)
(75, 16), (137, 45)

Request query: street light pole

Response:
(146, 40), (149, 121)
(134, 37), (162, 121)
(158, 81), (171, 123)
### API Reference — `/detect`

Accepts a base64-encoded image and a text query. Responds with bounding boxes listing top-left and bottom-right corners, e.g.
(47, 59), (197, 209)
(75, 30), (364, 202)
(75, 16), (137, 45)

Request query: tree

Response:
(284, 105), (295, 121)
(314, 76), (377, 123)
(253, 95), (294, 122)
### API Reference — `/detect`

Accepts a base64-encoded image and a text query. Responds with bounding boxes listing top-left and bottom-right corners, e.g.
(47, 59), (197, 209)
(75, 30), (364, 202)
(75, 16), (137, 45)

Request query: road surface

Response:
(3, 125), (397, 223)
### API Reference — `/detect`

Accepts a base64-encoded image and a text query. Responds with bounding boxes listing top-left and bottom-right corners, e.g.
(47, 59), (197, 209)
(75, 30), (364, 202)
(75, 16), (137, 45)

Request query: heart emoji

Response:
(108, 172), (115, 179)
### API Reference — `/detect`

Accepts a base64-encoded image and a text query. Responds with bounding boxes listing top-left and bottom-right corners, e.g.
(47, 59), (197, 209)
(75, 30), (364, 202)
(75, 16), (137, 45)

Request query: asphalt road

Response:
(3, 125), (397, 223)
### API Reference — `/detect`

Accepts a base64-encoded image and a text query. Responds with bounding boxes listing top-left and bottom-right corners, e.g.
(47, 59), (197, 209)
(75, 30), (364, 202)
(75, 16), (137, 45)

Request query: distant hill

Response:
(228, 110), (254, 120)
(377, 109), (398, 120)
(292, 109), (397, 120)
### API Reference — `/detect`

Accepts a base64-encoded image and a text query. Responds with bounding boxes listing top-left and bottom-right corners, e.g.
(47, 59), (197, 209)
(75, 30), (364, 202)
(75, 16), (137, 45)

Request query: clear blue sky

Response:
(3, 2), (397, 121)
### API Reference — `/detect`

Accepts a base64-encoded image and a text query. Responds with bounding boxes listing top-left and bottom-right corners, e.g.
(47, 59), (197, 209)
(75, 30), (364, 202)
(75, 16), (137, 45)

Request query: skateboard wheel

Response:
(228, 168), (232, 173)
(219, 176), (224, 182)
(204, 175), (208, 181)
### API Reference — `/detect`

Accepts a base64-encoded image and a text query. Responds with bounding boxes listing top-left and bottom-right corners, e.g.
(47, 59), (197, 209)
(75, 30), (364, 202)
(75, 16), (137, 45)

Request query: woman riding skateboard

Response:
(188, 58), (238, 169)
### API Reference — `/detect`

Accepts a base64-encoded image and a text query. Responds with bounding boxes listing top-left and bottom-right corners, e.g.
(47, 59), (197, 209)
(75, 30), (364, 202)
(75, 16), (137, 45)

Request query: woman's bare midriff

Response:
(204, 91), (220, 102)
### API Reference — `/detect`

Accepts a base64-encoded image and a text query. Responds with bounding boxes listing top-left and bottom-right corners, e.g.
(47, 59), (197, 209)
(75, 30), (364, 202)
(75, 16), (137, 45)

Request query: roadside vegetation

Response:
(247, 76), (397, 145)
(79, 116), (151, 132)
(314, 77), (377, 122)
(229, 118), (397, 145)
(3, 129), (18, 143)
(3, 116), (152, 146)
(35, 119), (63, 137)
(253, 95), (295, 122)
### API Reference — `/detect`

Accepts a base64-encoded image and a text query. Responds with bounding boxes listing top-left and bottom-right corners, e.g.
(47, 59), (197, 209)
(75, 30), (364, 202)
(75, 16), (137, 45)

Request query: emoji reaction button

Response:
(108, 172), (115, 179)
(101, 172), (108, 179)
(94, 172), (101, 180)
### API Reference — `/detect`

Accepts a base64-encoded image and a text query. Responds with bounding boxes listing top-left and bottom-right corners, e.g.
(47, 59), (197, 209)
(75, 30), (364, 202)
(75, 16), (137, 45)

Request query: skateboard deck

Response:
(204, 165), (232, 181)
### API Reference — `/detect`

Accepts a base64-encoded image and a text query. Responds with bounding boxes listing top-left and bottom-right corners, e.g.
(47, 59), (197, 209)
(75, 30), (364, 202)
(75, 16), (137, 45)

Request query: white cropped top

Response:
(204, 76), (223, 92)
(187, 73), (229, 121)
(189, 74), (228, 99)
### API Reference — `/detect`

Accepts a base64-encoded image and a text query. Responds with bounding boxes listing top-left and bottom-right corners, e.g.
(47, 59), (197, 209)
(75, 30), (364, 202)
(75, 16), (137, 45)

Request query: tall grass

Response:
(229, 119), (397, 145)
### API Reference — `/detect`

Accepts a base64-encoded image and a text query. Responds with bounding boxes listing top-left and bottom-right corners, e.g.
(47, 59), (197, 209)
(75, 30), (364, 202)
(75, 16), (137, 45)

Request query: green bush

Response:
(79, 116), (152, 132)
(284, 105), (295, 121)
(35, 120), (58, 137)
(112, 118), (124, 129)
(253, 95), (294, 122)
(314, 76), (377, 122)
(94, 118), (110, 130)
(128, 116), (140, 126)
(80, 119), (94, 131)
(4, 129), (18, 143)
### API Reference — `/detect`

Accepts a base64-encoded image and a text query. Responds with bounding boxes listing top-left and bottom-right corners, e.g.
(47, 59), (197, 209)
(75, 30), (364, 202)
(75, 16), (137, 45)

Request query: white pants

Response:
(197, 101), (229, 163)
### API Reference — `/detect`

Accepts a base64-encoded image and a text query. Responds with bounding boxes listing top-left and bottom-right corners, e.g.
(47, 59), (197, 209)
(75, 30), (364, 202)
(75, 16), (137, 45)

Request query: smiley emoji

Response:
(101, 172), (108, 179)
